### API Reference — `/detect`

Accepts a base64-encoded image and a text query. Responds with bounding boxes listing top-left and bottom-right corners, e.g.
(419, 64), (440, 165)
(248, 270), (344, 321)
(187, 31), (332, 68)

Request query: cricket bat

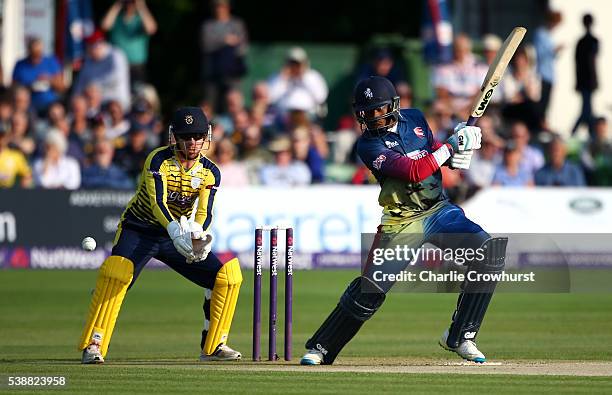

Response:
(467, 27), (527, 126)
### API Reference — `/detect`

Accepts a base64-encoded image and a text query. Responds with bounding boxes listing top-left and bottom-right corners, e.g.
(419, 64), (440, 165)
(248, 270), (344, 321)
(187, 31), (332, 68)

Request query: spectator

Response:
(239, 124), (273, 163)
(291, 126), (325, 183)
(82, 139), (133, 189)
(571, 14), (599, 137)
(101, 0), (158, 85)
(113, 125), (149, 181)
(501, 46), (541, 132)
(432, 33), (488, 116)
(0, 98), (13, 125)
(260, 136), (311, 186)
(466, 127), (504, 190)
(581, 117), (612, 185)
(535, 136), (586, 186)
(12, 85), (36, 124)
(9, 112), (35, 157)
(200, 0), (248, 113)
(12, 37), (65, 115)
(68, 95), (92, 153)
(396, 82), (413, 109)
(482, 34), (502, 66)
(214, 137), (248, 186)
(510, 121), (545, 176)
(534, 10), (563, 127)
(268, 47), (328, 120)
(492, 142), (534, 187)
(73, 30), (131, 110)
(130, 98), (162, 148)
(215, 88), (245, 132)
(285, 107), (329, 159)
(105, 100), (131, 139)
(0, 124), (32, 188)
(356, 48), (407, 87)
(83, 83), (104, 118)
(32, 130), (81, 189)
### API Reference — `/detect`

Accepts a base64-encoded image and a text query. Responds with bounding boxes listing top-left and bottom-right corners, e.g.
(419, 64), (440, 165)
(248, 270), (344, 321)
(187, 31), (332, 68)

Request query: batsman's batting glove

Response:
(167, 219), (195, 261)
(450, 150), (474, 170)
(446, 122), (482, 152)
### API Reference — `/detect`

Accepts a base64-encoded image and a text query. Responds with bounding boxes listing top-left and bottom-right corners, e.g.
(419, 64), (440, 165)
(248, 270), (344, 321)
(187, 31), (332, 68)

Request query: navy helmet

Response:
(352, 76), (400, 134)
(169, 107), (210, 136)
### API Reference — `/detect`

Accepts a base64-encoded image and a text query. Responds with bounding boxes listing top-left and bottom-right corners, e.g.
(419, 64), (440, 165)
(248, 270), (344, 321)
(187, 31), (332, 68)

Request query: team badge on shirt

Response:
(372, 154), (386, 170)
(191, 177), (202, 189)
(413, 127), (425, 138)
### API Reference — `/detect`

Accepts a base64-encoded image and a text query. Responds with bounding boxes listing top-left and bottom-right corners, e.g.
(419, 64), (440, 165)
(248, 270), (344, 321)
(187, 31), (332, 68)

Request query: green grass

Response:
(1, 269), (611, 393)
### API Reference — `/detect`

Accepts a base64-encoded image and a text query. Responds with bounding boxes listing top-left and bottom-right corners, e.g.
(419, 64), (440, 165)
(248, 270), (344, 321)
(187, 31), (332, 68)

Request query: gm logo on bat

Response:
(474, 80), (500, 116)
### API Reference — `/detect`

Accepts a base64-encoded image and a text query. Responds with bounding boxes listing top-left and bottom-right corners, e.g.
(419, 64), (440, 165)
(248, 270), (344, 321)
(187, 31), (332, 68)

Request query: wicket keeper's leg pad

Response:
(446, 237), (508, 348)
(305, 276), (385, 365)
(78, 256), (134, 357)
(203, 258), (242, 355)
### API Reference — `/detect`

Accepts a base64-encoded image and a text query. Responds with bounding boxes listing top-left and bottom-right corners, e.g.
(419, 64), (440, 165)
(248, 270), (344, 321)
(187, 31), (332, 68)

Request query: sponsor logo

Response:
(167, 191), (196, 208)
(464, 331), (476, 339)
(364, 88), (373, 99)
(0, 212), (16, 242)
(316, 343), (328, 355)
(384, 140), (399, 148)
(406, 150), (428, 160)
(185, 115), (194, 125)
(413, 127), (425, 138)
(569, 197), (603, 214)
(92, 332), (103, 342)
(191, 177), (202, 189)
(473, 81), (498, 116)
(372, 154), (386, 170)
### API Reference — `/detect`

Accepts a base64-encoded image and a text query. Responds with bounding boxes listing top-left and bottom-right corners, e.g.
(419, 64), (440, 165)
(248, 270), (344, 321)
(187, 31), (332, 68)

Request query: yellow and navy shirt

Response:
(0, 148), (31, 188)
(120, 146), (220, 234)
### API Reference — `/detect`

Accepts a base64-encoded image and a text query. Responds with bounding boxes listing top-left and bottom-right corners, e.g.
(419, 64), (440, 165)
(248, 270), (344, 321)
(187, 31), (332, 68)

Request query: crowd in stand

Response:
(0, 1), (609, 199)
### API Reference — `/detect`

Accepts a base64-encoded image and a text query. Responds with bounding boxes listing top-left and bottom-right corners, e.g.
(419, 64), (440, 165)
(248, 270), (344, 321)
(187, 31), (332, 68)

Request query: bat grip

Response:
(466, 116), (478, 126)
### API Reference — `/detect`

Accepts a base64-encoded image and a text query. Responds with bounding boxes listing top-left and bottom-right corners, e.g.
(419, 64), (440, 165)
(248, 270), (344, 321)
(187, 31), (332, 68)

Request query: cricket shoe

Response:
(81, 340), (104, 364)
(300, 349), (324, 365)
(439, 329), (486, 363)
(199, 344), (241, 361)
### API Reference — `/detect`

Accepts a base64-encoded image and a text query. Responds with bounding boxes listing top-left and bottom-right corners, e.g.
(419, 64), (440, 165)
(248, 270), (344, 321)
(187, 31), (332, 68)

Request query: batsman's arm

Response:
(194, 164), (221, 231)
(143, 156), (174, 228)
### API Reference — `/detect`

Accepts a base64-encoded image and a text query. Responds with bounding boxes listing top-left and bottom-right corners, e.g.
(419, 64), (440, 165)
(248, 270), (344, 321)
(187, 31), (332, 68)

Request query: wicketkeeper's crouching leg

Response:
(78, 256), (134, 364)
(302, 276), (386, 365)
(199, 258), (243, 361)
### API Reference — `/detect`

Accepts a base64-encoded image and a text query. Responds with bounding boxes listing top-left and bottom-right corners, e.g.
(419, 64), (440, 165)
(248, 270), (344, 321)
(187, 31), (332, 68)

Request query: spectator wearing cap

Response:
(130, 97), (162, 148)
(0, 124), (32, 188)
(492, 141), (534, 187)
(260, 136), (311, 186)
(267, 47), (328, 120)
(82, 139), (134, 189)
(73, 30), (131, 111)
(482, 34), (502, 65)
(200, 0), (249, 113)
(12, 37), (65, 116)
(114, 125), (150, 181)
(535, 136), (585, 186)
(32, 130), (81, 189)
(101, 0), (157, 85)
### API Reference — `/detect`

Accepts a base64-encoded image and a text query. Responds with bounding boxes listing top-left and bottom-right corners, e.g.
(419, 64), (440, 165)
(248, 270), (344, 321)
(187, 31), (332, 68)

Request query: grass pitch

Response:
(1, 269), (611, 393)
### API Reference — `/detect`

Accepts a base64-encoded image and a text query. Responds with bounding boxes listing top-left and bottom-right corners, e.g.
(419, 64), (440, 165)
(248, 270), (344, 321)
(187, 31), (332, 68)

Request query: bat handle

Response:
(466, 116), (478, 126)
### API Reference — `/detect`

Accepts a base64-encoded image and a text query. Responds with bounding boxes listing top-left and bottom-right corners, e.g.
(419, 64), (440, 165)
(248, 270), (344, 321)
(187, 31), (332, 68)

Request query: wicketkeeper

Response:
(300, 76), (508, 365)
(78, 107), (242, 363)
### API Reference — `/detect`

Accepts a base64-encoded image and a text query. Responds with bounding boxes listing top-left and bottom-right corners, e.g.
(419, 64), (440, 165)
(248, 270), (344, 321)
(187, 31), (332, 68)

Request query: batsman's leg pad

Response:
(78, 256), (134, 357)
(203, 258), (242, 355)
(305, 276), (385, 364)
(446, 237), (508, 348)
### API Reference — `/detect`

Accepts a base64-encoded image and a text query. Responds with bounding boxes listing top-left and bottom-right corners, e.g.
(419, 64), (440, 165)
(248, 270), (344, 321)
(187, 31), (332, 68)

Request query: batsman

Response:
(78, 107), (242, 363)
(301, 76), (508, 365)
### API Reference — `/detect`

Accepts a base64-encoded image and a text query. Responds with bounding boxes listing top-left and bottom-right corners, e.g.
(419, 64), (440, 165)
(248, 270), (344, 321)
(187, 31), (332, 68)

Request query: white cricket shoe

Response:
(300, 349), (324, 365)
(199, 344), (241, 361)
(81, 340), (104, 364)
(439, 329), (486, 363)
